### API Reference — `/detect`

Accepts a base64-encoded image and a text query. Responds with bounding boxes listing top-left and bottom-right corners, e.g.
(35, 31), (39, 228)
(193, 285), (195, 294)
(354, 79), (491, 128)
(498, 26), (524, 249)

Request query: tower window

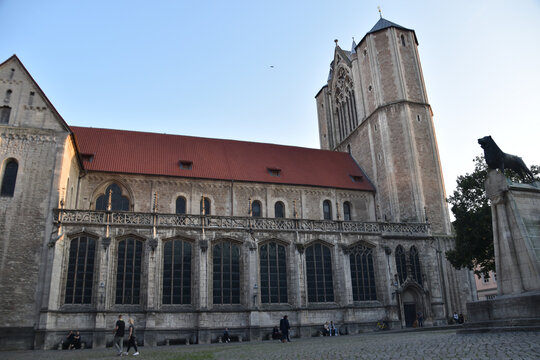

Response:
(1, 159), (18, 197)
(4, 90), (12, 103)
(401, 35), (406, 46)
(0, 106), (11, 124)
(9, 68), (15, 80)
(347, 144), (351, 154)
(417, 115), (421, 122)
(28, 92), (35, 106)
(368, 85), (373, 92)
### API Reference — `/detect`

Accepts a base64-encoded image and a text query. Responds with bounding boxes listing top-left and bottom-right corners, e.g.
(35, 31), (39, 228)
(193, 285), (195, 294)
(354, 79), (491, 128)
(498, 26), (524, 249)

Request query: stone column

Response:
(93, 236), (111, 349)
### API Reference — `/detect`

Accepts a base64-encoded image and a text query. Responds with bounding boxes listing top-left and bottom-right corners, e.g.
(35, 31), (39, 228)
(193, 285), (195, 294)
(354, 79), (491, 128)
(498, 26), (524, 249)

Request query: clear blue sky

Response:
(1, 0), (539, 200)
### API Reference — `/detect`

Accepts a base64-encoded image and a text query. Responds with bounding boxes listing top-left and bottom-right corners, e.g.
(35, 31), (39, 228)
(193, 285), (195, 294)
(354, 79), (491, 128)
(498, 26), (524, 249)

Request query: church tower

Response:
(316, 18), (451, 235)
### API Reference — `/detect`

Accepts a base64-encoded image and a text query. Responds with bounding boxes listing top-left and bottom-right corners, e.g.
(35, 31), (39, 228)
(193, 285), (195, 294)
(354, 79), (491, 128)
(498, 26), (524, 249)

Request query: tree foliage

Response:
(445, 156), (539, 277)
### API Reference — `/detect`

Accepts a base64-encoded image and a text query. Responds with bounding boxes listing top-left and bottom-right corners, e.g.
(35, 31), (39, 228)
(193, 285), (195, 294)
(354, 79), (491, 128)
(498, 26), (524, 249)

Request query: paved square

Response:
(2, 330), (539, 359)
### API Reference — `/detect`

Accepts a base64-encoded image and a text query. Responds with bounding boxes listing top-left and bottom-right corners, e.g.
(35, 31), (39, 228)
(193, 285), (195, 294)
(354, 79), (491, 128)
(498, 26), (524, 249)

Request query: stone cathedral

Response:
(0, 18), (475, 350)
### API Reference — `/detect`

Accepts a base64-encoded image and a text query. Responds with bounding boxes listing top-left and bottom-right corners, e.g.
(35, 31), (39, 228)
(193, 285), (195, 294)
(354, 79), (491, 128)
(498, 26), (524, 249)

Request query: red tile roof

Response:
(71, 126), (375, 191)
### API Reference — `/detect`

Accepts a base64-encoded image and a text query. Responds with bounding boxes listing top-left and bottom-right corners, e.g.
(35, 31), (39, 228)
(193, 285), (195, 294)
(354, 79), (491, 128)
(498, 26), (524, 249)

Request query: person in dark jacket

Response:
(126, 318), (139, 356)
(279, 315), (291, 342)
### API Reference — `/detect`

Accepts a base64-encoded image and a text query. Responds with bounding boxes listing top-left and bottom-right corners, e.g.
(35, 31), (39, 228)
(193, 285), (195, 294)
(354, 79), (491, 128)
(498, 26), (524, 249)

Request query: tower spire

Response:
(377, 6), (382, 18)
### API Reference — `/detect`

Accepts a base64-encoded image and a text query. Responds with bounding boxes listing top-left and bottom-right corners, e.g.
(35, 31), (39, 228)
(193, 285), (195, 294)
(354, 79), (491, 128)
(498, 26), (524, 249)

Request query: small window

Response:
(343, 201), (351, 221)
(417, 115), (421, 122)
(368, 85), (373, 92)
(4, 90), (12, 103)
(347, 144), (351, 154)
(176, 196), (186, 214)
(350, 175), (363, 182)
(252, 200), (262, 217)
(1, 159), (18, 197)
(401, 34), (406, 46)
(9, 68), (15, 80)
(274, 201), (285, 218)
(28, 91), (35, 106)
(363, 49), (368, 57)
(179, 160), (193, 170)
(323, 200), (332, 220)
(0, 106), (11, 124)
(200, 197), (210, 215)
(81, 153), (94, 163)
(267, 168), (281, 177)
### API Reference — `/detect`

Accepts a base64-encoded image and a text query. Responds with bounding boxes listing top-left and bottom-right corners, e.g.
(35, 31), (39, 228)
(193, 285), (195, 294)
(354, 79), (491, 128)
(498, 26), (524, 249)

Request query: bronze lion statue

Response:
(478, 136), (534, 182)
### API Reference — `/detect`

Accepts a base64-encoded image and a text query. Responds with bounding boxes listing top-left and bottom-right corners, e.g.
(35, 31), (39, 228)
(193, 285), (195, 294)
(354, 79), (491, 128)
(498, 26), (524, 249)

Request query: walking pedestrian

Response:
(279, 315), (291, 342)
(126, 318), (139, 356)
(113, 314), (126, 356)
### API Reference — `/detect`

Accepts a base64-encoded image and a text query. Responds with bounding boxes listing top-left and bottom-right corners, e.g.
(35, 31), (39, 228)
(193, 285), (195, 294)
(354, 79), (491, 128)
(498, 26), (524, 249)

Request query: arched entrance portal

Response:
(401, 287), (424, 327)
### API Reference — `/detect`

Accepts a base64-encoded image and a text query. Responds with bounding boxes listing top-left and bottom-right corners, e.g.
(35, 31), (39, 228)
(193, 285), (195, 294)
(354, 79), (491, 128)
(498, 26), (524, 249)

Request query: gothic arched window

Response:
(1, 159), (18, 197)
(176, 196), (186, 214)
(306, 243), (334, 302)
(349, 244), (377, 301)
(259, 242), (288, 303)
(162, 239), (192, 304)
(274, 201), (285, 218)
(213, 241), (240, 304)
(200, 197), (211, 215)
(65, 236), (96, 304)
(323, 200), (332, 220)
(409, 246), (423, 285)
(95, 183), (129, 211)
(343, 201), (351, 221)
(115, 237), (143, 304)
(395, 245), (407, 284)
(252, 200), (262, 217)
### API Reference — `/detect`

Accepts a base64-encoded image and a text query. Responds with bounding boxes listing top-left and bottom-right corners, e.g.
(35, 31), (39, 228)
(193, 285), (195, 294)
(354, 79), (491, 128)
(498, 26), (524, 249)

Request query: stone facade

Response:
(0, 18), (474, 350)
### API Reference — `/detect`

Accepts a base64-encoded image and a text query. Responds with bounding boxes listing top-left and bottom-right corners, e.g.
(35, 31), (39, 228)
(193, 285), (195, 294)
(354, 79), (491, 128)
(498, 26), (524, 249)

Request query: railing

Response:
(53, 209), (431, 237)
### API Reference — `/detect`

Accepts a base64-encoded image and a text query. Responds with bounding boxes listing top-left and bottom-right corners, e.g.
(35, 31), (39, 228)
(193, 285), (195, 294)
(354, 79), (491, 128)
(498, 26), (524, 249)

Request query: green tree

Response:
(445, 156), (539, 277)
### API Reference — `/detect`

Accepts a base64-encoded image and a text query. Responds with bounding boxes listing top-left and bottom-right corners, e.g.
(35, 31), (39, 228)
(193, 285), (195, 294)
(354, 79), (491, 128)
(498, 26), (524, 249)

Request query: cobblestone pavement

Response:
(2, 330), (539, 359)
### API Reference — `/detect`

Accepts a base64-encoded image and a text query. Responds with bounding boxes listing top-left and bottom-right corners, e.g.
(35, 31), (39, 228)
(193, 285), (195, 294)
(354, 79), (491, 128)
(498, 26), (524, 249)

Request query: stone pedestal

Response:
(460, 171), (540, 332)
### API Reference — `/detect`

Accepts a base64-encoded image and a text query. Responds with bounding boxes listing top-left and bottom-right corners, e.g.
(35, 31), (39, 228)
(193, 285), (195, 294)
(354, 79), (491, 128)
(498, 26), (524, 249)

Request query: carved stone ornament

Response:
(102, 237), (111, 250)
(339, 244), (350, 254)
(199, 239), (208, 252)
(148, 238), (158, 252)
(295, 243), (305, 254)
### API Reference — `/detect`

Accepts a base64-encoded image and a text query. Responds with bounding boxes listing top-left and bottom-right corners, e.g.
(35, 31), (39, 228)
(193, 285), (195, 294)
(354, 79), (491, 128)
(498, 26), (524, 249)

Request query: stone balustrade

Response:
(53, 209), (431, 237)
